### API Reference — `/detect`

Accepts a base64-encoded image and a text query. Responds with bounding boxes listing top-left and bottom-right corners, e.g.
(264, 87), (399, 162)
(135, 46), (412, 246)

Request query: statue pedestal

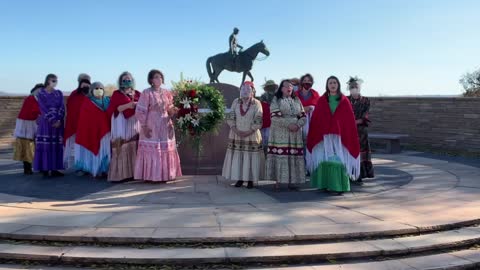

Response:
(177, 83), (239, 175)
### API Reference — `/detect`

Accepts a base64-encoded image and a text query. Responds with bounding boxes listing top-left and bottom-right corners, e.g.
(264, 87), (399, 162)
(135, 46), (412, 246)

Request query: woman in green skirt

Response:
(306, 76), (360, 195)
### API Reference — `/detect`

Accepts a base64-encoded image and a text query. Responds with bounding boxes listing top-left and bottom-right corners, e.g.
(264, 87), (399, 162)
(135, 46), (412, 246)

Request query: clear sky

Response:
(0, 0), (478, 96)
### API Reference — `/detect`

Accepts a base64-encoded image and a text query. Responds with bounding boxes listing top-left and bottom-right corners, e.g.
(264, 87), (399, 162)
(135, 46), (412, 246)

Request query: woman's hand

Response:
(303, 105), (315, 113)
(288, 123), (300, 132)
(167, 106), (179, 117)
(52, 120), (61, 128)
(143, 126), (152, 138)
(232, 127), (252, 138)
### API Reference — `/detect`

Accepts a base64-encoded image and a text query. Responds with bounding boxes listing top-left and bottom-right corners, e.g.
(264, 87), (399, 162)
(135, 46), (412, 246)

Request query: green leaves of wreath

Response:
(172, 79), (225, 150)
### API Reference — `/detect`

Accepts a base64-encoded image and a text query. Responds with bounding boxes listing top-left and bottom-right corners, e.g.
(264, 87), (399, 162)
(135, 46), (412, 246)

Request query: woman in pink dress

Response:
(134, 69), (182, 182)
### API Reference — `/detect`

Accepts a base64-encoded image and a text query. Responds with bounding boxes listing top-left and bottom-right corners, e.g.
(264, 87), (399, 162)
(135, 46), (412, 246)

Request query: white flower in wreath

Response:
(177, 117), (185, 125)
(191, 118), (200, 127)
(180, 97), (191, 109)
(184, 113), (193, 122)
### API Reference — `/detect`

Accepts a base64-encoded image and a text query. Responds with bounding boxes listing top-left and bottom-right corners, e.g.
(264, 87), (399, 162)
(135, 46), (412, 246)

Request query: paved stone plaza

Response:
(0, 150), (479, 269)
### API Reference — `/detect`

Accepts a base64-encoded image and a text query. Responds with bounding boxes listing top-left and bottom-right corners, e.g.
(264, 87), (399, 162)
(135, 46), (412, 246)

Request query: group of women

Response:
(12, 71), (374, 195)
(223, 74), (374, 194)
(13, 70), (181, 182)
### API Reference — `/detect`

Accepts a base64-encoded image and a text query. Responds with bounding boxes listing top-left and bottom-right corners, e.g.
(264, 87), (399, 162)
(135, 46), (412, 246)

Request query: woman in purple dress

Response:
(33, 74), (65, 177)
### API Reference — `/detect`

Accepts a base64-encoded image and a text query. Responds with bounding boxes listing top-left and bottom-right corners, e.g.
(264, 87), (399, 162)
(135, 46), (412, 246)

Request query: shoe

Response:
(288, 184), (298, 191)
(75, 170), (86, 177)
(353, 178), (364, 186)
(247, 181), (254, 189)
(51, 170), (64, 177)
(41, 171), (49, 178)
(234, 180), (244, 187)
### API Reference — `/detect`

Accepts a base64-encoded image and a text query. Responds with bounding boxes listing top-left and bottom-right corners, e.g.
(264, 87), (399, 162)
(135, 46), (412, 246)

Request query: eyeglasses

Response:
(122, 79), (132, 83)
(95, 88), (104, 90)
(51, 80), (57, 83)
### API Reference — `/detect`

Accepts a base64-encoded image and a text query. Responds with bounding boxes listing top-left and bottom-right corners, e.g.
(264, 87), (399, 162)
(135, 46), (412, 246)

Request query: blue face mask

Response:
(121, 80), (134, 89)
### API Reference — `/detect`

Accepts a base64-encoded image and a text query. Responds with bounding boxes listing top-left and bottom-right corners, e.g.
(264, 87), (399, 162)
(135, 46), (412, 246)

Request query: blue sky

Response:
(0, 0), (478, 96)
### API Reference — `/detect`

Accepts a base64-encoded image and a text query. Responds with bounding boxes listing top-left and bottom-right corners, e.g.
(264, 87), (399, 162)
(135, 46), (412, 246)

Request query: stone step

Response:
(2, 219), (480, 245)
(0, 248), (479, 270)
(0, 227), (478, 266)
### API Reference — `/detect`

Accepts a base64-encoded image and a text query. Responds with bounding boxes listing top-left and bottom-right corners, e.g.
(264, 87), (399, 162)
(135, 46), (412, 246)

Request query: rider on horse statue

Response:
(229, 27), (243, 66)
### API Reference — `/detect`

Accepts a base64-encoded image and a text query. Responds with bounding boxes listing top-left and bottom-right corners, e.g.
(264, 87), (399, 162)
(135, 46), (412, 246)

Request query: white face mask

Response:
(93, 89), (104, 97)
(350, 88), (360, 96)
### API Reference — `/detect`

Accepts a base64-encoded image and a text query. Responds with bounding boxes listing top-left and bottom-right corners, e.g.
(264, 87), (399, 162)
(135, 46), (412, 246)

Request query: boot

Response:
(23, 162), (33, 175)
(247, 181), (254, 189)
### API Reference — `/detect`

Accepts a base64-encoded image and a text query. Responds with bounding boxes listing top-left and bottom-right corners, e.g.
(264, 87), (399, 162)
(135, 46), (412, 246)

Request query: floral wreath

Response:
(172, 77), (225, 151)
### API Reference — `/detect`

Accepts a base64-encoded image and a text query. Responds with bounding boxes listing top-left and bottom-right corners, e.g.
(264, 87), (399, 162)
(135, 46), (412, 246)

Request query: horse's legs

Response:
(247, 71), (254, 82)
(241, 72), (247, 85)
(214, 69), (223, 83)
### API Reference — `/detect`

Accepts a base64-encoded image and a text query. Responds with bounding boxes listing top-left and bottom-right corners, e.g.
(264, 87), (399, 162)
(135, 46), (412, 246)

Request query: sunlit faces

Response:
(121, 74), (134, 90)
(349, 82), (360, 96)
(301, 76), (313, 90)
(240, 84), (253, 98)
(93, 87), (104, 97)
(151, 73), (163, 88)
(328, 78), (339, 94)
(80, 82), (91, 94)
(48, 78), (57, 88)
(281, 81), (294, 97)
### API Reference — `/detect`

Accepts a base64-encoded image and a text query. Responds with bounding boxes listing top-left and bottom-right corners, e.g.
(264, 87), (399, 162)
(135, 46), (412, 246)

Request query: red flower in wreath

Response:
(189, 89), (197, 98)
(178, 108), (190, 117)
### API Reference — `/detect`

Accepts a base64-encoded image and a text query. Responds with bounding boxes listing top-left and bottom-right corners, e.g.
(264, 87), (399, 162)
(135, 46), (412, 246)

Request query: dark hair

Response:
(300, 73), (314, 84)
(275, 79), (296, 99)
(325, 76), (343, 101)
(147, 69), (164, 86)
(44, 74), (57, 88)
(30, 83), (44, 94)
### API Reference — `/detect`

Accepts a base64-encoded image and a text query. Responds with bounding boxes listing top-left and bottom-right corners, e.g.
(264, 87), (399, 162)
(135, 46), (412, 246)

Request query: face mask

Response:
(302, 83), (312, 90)
(80, 86), (90, 94)
(93, 89), (104, 97)
(240, 86), (252, 98)
(121, 80), (134, 89)
(350, 88), (360, 95)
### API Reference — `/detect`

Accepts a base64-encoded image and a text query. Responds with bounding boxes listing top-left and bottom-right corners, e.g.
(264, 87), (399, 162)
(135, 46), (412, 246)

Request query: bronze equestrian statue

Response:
(206, 28), (270, 84)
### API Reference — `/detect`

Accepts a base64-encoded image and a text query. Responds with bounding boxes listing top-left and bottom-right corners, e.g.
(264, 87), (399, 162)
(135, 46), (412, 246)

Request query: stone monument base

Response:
(177, 83), (239, 175)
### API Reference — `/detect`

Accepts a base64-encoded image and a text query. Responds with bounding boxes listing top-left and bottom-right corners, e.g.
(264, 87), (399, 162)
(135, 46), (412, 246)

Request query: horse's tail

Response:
(206, 57), (214, 81)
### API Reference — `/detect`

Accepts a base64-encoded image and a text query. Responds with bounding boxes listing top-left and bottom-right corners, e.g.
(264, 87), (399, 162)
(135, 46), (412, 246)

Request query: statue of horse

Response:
(206, 41), (270, 84)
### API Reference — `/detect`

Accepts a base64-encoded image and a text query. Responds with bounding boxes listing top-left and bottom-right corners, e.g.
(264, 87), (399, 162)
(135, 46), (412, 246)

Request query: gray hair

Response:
(117, 71), (135, 90)
(78, 73), (91, 83)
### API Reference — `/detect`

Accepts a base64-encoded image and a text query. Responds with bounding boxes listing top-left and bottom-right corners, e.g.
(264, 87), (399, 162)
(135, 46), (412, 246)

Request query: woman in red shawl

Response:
(13, 83), (42, 174)
(106, 71), (141, 182)
(74, 82), (111, 178)
(306, 76), (360, 195)
(64, 74), (91, 171)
